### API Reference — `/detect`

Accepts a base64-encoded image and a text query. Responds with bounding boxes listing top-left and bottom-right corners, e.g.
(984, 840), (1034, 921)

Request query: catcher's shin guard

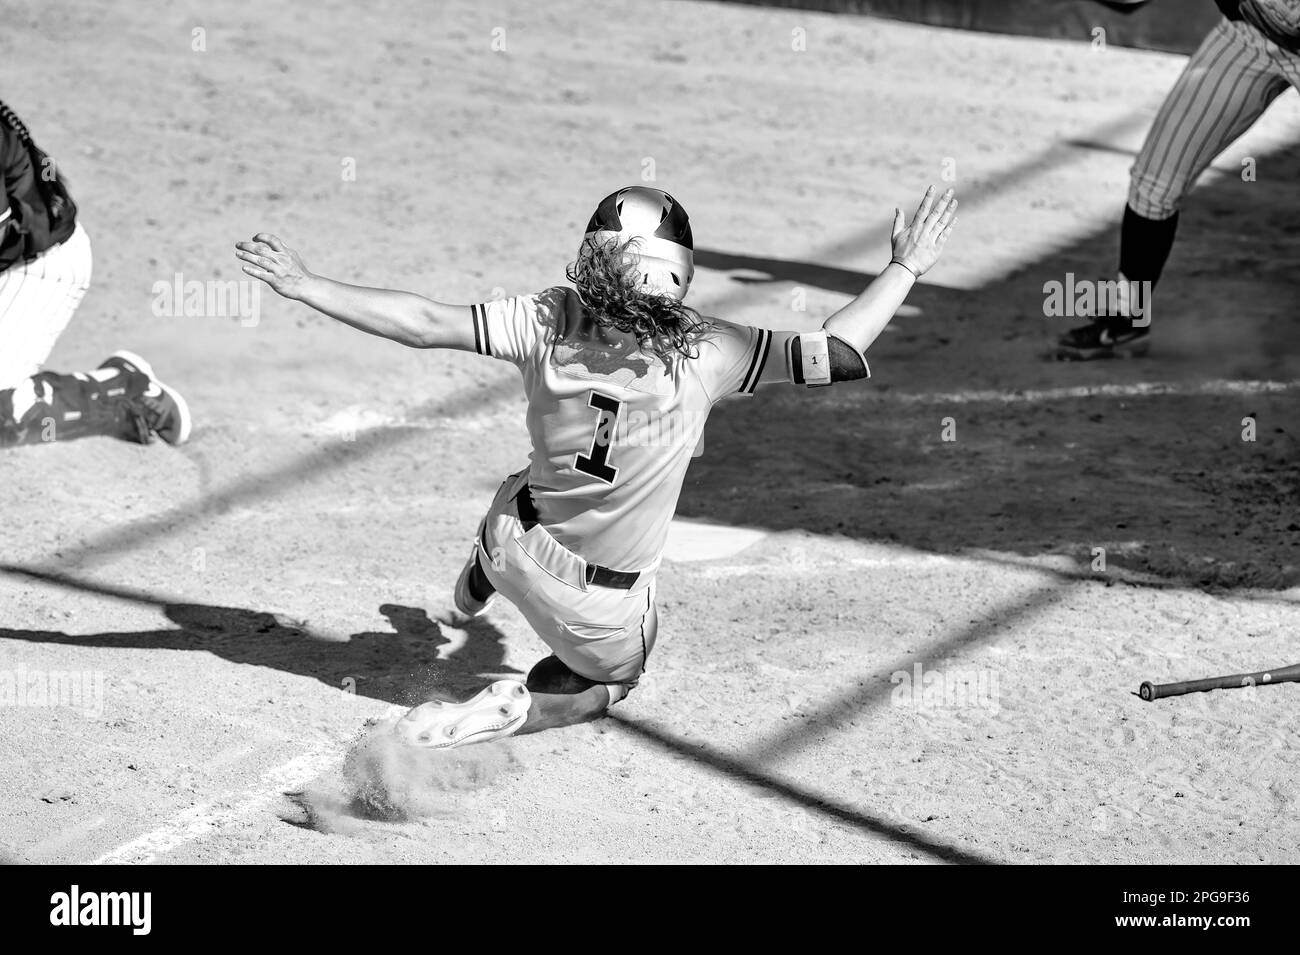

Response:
(0, 370), (148, 448)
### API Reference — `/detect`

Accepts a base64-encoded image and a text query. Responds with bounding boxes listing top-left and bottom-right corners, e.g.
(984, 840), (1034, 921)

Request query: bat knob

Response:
(1138, 681), (1154, 702)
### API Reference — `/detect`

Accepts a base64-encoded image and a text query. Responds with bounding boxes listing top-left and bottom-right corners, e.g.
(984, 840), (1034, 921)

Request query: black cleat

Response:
(1054, 317), (1150, 361)
(97, 350), (193, 444)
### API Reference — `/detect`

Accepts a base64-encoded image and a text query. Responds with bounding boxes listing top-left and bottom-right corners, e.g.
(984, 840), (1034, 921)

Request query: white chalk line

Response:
(93, 742), (340, 865)
(691, 552), (978, 579)
(299, 379), (1300, 438)
(859, 378), (1300, 407)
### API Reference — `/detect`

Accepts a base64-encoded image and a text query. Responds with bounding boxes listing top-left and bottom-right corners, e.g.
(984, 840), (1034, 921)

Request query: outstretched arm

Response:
(234, 233), (475, 350)
(824, 185), (957, 356)
(752, 185), (957, 388)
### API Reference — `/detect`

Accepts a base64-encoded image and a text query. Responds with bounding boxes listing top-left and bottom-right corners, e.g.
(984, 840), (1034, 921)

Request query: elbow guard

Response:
(787, 331), (870, 386)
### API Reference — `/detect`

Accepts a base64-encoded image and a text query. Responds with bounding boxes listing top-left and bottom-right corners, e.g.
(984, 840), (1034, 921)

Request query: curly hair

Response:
(566, 237), (710, 362)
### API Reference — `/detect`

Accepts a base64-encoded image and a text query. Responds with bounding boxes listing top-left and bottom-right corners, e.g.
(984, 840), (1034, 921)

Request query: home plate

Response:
(663, 519), (768, 562)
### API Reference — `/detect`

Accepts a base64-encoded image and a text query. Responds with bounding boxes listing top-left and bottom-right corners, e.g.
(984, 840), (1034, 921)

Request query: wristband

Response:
(890, 258), (920, 279)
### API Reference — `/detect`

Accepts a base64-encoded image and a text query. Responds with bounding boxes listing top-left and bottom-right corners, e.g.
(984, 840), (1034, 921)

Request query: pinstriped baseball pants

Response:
(0, 221), (92, 390)
(1130, 16), (1300, 220)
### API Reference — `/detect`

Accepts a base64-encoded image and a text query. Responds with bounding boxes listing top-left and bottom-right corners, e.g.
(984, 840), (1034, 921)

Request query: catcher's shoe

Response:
(394, 680), (531, 748)
(98, 350), (193, 444)
(452, 545), (496, 619)
(1054, 317), (1150, 361)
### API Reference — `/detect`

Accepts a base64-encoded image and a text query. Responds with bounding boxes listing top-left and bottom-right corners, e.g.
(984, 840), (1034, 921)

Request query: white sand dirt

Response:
(0, 0), (1297, 864)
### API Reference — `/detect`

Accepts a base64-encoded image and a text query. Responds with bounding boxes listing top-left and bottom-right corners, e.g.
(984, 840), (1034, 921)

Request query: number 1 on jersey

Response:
(574, 391), (622, 484)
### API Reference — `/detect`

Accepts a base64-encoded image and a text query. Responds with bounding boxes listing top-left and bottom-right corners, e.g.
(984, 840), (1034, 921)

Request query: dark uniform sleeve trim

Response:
(471, 303), (494, 357)
(471, 304), (484, 354)
(739, 328), (772, 395)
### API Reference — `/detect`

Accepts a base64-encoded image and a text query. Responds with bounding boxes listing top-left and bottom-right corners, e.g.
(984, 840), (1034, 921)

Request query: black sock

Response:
(467, 553), (497, 603)
(1118, 204), (1179, 321)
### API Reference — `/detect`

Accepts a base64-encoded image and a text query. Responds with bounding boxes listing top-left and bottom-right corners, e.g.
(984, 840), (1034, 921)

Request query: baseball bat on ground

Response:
(1139, 663), (1300, 701)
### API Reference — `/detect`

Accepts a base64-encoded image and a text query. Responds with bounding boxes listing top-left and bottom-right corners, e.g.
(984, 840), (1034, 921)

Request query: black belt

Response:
(513, 484), (642, 590)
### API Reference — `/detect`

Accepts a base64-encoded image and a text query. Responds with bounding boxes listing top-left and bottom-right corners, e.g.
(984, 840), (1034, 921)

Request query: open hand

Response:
(890, 186), (957, 278)
(235, 233), (312, 299)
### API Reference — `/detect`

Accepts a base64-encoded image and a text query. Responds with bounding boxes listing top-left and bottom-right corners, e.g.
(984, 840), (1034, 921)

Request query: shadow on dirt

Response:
(0, 568), (519, 706)
(684, 136), (1300, 591)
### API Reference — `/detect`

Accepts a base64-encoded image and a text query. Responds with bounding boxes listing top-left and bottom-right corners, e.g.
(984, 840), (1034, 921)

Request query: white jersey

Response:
(471, 286), (776, 570)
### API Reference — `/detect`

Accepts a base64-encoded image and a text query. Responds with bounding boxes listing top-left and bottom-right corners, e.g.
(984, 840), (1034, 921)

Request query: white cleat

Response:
(394, 680), (531, 749)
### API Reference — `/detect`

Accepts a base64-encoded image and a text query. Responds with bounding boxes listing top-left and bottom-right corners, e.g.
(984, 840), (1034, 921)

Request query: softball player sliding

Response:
(0, 98), (190, 448)
(1059, 0), (1300, 359)
(236, 184), (956, 747)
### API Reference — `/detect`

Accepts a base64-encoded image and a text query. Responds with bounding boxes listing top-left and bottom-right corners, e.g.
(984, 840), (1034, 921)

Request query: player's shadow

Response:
(0, 600), (519, 707)
(695, 249), (897, 298)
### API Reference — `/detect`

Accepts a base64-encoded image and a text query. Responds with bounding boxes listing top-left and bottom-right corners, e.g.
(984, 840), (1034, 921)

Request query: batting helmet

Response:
(582, 186), (694, 301)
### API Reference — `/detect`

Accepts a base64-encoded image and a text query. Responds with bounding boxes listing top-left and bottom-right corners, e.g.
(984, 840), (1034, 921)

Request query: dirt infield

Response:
(1, 0), (1297, 864)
